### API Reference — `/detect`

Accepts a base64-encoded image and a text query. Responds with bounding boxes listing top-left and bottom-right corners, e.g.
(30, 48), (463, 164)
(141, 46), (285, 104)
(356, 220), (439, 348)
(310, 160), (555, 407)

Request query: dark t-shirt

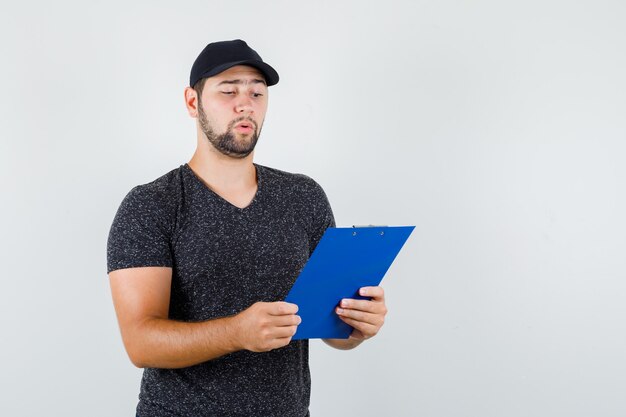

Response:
(107, 163), (335, 417)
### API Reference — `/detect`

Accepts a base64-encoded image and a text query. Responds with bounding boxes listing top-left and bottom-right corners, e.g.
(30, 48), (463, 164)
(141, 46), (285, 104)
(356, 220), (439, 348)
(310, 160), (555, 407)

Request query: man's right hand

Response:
(233, 302), (301, 352)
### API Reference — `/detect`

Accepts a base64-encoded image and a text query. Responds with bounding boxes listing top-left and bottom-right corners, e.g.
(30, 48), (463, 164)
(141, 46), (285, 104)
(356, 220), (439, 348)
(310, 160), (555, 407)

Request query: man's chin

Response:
(218, 143), (256, 159)
(229, 151), (253, 159)
(231, 132), (259, 154)
(208, 129), (259, 159)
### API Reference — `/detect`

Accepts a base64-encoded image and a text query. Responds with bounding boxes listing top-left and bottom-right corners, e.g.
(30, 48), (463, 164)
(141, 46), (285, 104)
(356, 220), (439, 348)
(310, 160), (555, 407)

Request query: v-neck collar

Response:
(183, 163), (262, 212)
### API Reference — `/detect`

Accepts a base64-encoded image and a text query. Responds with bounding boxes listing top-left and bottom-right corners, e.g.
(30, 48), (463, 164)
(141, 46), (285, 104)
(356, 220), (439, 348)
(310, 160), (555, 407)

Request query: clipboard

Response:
(285, 225), (415, 340)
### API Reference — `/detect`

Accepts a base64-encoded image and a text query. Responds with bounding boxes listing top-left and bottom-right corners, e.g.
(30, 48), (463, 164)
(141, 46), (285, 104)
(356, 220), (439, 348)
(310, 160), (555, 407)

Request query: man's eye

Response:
(221, 91), (235, 95)
(253, 93), (264, 97)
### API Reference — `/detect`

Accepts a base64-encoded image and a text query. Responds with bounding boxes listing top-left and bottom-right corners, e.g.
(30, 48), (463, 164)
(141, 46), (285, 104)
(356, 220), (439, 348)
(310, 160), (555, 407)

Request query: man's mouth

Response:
(234, 121), (255, 133)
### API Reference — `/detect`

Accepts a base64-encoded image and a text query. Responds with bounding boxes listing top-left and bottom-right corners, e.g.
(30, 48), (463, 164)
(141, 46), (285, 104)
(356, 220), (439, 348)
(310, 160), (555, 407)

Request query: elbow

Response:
(122, 318), (156, 368)
(123, 329), (152, 368)
(129, 353), (148, 369)
(126, 343), (149, 368)
(125, 336), (170, 369)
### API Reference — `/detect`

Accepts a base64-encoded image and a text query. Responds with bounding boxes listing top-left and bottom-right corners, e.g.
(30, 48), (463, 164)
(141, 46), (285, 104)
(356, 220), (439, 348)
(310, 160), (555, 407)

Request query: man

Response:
(107, 39), (388, 417)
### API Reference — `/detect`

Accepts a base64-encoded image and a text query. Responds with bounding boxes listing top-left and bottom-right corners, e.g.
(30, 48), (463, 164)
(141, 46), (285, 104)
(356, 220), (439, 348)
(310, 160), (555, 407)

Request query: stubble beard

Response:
(197, 99), (262, 159)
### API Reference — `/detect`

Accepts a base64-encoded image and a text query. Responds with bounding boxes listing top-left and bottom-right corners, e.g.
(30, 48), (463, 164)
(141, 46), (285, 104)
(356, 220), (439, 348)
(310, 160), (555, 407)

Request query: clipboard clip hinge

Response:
(352, 225), (388, 228)
(351, 225), (388, 236)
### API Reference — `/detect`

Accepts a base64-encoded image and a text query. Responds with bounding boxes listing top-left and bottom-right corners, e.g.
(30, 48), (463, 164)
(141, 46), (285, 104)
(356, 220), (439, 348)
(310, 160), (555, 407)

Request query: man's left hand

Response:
(335, 286), (388, 341)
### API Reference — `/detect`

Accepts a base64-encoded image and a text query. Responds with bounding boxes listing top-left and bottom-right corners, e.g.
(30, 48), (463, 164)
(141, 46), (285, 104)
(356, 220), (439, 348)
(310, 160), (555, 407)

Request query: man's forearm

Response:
(127, 316), (240, 369)
(322, 337), (363, 350)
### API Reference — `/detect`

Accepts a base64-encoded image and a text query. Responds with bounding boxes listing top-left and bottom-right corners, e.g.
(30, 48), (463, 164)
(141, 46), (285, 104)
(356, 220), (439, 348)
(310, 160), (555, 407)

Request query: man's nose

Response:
(234, 95), (254, 114)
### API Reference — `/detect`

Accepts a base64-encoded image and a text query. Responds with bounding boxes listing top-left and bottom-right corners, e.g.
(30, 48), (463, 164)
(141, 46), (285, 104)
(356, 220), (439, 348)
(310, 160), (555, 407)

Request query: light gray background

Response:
(1, 1), (625, 416)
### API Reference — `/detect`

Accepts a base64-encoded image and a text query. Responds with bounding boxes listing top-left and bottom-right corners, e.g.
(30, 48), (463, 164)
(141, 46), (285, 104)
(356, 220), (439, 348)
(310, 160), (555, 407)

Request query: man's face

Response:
(196, 65), (269, 158)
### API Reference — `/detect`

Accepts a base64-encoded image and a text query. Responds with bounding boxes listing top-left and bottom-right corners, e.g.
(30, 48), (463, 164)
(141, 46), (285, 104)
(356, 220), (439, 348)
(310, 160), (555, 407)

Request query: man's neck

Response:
(187, 144), (257, 192)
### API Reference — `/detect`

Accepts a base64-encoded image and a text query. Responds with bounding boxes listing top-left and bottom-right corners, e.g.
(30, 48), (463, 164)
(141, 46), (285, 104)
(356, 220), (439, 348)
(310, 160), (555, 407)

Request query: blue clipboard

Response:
(285, 225), (415, 340)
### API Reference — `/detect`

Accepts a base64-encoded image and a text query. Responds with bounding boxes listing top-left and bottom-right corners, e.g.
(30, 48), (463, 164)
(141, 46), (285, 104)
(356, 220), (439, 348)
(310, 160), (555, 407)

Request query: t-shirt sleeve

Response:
(308, 180), (336, 256)
(106, 186), (173, 274)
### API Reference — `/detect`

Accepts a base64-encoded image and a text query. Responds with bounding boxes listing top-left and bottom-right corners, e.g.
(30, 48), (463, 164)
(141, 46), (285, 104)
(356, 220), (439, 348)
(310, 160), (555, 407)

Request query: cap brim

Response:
(195, 60), (279, 86)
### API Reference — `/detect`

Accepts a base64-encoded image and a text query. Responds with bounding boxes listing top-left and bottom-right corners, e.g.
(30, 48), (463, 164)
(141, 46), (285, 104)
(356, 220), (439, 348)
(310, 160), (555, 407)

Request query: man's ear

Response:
(184, 87), (199, 118)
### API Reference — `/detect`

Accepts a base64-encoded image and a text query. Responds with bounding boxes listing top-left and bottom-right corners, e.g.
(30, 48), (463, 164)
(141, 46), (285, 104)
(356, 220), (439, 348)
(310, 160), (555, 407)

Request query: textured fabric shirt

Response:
(107, 163), (335, 417)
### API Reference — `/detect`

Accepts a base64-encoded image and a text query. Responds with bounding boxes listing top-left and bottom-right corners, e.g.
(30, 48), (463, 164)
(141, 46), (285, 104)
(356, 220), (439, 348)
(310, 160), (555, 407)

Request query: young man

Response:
(107, 39), (388, 417)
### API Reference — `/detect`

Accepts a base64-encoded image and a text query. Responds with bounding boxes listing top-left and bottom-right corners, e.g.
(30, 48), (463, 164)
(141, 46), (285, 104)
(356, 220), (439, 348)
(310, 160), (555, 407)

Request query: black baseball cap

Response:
(189, 39), (279, 87)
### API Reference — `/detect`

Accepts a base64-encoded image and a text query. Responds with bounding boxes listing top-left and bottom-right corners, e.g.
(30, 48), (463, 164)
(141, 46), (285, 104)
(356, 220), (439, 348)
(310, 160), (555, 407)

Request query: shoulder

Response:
(255, 164), (334, 231)
(112, 166), (185, 232)
(107, 167), (184, 274)
(120, 166), (184, 210)
(256, 163), (327, 196)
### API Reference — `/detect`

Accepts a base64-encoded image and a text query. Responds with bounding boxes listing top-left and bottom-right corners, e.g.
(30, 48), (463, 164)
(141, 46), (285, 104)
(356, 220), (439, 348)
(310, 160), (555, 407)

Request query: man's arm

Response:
(322, 286), (388, 350)
(109, 266), (301, 369)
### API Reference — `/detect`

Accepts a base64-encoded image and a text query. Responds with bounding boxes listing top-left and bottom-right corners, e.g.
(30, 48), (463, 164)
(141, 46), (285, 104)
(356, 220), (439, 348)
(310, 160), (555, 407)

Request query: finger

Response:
(272, 314), (302, 327)
(336, 306), (382, 325)
(271, 325), (299, 339)
(269, 302), (299, 315)
(267, 322), (299, 340)
(339, 298), (386, 313)
(338, 316), (379, 337)
(359, 286), (385, 300)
